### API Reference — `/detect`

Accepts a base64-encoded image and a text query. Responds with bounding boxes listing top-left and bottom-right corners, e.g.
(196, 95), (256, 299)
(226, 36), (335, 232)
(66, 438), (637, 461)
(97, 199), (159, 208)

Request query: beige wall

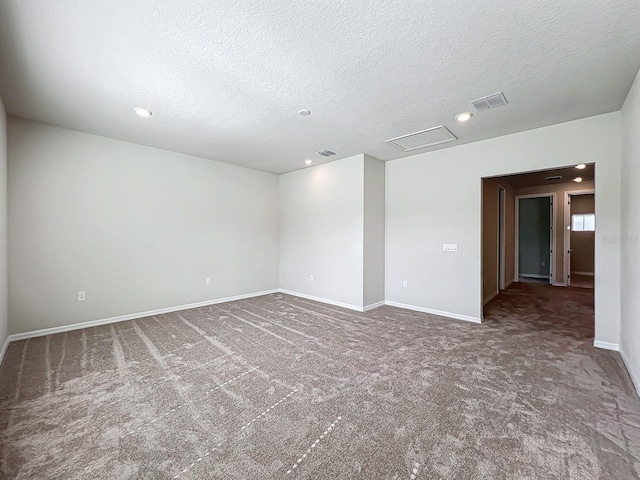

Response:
(0, 99), (7, 355)
(569, 194), (595, 274)
(513, 180), (595, 285)
(505, 187), (516, 285)
(482, 178), (515, 304)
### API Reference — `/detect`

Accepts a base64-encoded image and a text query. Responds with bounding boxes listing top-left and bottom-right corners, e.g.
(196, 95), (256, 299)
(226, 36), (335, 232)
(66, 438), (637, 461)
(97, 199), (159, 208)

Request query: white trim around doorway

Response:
(498, 187), (506, 290)
(515, 193), (557, 285)
(563, 189), (595, 287)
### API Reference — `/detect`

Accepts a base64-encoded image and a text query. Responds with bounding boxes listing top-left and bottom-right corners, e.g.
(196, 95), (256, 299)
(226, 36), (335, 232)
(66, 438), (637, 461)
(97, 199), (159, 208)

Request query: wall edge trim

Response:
(0, 337), (10, 367)
(620, 347), (640, 398)
(363, 301), (385, 312)
(483, 290), (498, 305)
(593, 340), (619, 351)
(278, 289), (364, 312)
(384, 301), (482, 324)
(7, 289), (280, 341)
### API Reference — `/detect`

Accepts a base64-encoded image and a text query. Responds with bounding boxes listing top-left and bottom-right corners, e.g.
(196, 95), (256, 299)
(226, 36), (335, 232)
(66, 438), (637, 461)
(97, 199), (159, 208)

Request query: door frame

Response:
(515, 193), (556, 284)
(498, 187), (506, 290)
(563, 189), (595, 286)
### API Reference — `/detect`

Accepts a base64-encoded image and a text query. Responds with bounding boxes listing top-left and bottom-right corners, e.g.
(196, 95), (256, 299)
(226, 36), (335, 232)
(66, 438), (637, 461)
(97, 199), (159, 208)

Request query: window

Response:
(572, 213), (595, 232)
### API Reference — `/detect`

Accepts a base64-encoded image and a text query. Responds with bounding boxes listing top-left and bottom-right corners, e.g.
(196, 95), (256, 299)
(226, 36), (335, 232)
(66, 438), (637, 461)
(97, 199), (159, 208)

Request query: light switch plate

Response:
(443, 243), (458, 252)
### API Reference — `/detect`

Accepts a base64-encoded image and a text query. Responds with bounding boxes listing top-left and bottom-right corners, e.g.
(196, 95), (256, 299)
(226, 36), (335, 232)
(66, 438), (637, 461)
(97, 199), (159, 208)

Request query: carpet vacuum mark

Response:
(1, 285), (639, 479)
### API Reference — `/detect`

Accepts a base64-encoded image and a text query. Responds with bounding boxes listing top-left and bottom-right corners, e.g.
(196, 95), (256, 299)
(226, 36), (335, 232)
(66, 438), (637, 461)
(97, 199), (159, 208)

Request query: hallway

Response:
(484, 282), (594, 341)
(570, 274), (595, 289)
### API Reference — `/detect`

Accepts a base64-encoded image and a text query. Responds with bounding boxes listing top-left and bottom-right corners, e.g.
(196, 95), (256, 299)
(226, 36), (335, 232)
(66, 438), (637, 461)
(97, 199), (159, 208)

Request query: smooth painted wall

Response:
(0, 100), (7, 352)
(363, 155), (385, 307)
(386, 112), (621, 344)
(279, 154), (365, 308)
(621, 67), (640, 394)
(8, 118), (279, 334)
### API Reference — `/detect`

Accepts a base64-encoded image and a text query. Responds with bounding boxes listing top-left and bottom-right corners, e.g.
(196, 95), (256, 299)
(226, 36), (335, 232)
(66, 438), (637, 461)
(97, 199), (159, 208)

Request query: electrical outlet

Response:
(402, 280), (408, 288)
(541, 261), (546, 267)
(309, 274), (314, 282)
(206, 277), (212, 285)
(443, 243), (458, 252)
(77, 291), (85, 302)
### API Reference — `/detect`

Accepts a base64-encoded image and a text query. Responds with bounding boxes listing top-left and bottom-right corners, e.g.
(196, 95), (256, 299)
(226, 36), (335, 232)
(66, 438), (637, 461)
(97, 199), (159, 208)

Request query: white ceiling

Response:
(1, 1), (639, 174)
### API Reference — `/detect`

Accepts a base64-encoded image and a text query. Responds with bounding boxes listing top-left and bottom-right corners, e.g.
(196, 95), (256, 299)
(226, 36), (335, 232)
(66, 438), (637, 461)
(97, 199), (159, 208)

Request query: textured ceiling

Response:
(1, 1), (639, 174)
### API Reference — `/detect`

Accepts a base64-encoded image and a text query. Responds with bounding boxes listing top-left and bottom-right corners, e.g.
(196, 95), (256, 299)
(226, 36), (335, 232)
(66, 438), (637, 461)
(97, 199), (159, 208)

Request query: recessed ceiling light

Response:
(298, 109), (311, 116)
(573, 177), (583, 183)
(133, 107), (152, 117)
(575, 164), (586, 170)
(305, 159), (312, 165)
(455, 112), (473, 122)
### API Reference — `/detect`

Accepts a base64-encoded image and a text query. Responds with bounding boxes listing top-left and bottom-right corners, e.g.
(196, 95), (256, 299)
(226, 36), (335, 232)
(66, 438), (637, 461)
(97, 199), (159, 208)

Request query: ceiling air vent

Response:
(469, 91), (508, 112)
(545, 175), (562, 181)
(316, 149), (336, 157)
(386, 126), (457, 152)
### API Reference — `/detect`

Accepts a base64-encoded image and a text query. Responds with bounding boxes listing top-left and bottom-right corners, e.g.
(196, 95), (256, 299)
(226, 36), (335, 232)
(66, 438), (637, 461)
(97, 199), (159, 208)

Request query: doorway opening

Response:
(481, 164), (596, 326)
(515, 194), (554, 284)
(564, 191), (595, 288)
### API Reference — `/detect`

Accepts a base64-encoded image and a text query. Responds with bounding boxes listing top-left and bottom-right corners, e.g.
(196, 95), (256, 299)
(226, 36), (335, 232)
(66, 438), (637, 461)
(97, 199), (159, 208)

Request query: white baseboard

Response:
(0, 335), (10, 366)
(483, 290), (498, 305)
(384, 301), (482, 324)
(504, 279), (514, 289)
(619, 348), (640, 398)
(593, 340), (619, 351)
(571, 271), (594, 276)
(363, 301), (385, 312)
(276, 292), (481, 325)
(278, 289), (365, 312)
(519, 274), (550, 279)
(7, 289), (280, 342)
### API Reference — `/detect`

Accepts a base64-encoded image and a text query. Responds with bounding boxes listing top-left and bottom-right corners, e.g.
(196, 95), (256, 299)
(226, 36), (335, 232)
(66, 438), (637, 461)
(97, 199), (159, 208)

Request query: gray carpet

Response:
(1, 286), (639, 479)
